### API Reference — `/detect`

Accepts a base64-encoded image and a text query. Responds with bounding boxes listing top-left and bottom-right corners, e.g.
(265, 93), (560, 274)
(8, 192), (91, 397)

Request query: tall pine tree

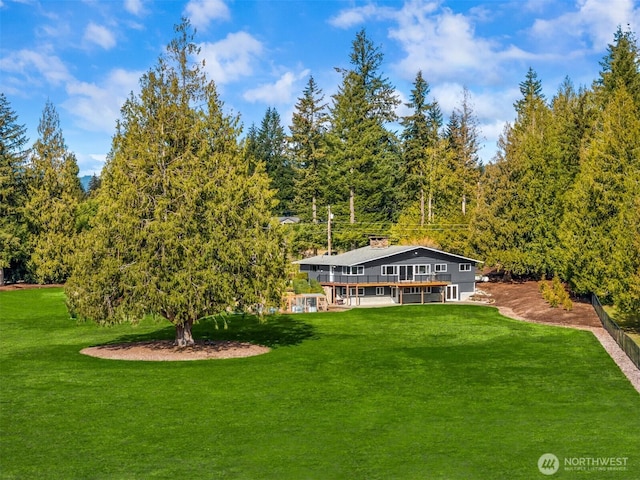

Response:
(561, 85), (640, 310)
(24, 101), (83, 283)
(328, 29), (401, 237)
(471, 68), (560, 276)
(290, 75), (328, 224)
(66, 20), (287, 345)
(256, 107), (295, 216)
(0, 94), (29, 285)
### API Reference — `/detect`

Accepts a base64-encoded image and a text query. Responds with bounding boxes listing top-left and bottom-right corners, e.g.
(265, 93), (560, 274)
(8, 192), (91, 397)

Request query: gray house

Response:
(294, 239), (482, 306)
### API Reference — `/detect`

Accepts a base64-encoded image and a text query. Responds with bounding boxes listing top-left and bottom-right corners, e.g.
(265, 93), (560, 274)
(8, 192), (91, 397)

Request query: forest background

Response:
(1, 25), (639, 314)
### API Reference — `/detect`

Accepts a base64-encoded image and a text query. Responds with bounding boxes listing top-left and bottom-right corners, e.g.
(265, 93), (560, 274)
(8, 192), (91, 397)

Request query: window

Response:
(376, 287), (385, 296)
(459, 263), (472, 272)
(381, 265), (398, 275)
(342, 266), (364, 275)
(415, 264), (431, 275)
(434, 264), (447, 273)
(349, 287), (365, 296)
(402, 287), (426, 294)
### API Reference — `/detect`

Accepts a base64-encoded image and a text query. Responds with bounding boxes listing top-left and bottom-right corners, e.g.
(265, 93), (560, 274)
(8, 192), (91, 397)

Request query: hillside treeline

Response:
(1, 26), (638, 313)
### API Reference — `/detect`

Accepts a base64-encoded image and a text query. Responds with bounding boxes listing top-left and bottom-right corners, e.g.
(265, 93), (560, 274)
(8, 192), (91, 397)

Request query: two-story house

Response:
(294, 238), (482, 306)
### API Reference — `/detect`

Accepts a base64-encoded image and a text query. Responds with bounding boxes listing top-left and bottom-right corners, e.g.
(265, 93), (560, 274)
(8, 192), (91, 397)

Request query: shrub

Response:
(540, 276), (573, 311)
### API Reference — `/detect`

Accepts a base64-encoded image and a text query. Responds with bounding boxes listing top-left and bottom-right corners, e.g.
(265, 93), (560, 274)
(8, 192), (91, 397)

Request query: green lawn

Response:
(1, 288), (639, 479)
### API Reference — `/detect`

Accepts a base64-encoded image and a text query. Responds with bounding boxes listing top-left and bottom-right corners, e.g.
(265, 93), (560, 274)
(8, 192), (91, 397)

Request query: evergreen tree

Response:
(24, 101), (83, 283)
(66, 20), (287, 345)
(470, 68), (560, 276)
(597, 26), (640, 105)
(256, 107), (295, 215)
(87, 173), (101, 196)
(399, 71), (441, 226)
(290, 75), (328, 224)
(0, 94), (29, 285)
(445, 87), (481, 218)
(560, 85), (640, 310)
(328, 29), (401, 236)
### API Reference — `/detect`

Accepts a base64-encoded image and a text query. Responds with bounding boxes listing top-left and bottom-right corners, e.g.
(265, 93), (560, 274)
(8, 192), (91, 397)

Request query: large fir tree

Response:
(561, 85), (640, 311)
(471, 68), (561, 276)
(290, 75), (328, 224)
(0, 94), (29, 285)
(66, 20), (287, 345)
(328, 29), (401, 235)
(596, 26), (640, 106)
(24, 101), (83, 283)
(399, 71), (442, 227)
(256, 107), (295, 216)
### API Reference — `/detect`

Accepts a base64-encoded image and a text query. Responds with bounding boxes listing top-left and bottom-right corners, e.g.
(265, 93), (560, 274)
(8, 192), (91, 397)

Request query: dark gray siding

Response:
(301, 248), (478, 295)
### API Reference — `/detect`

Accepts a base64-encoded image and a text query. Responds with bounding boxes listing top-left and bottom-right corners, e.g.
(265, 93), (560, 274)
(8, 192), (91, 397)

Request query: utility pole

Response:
(327, 205), (332, 256)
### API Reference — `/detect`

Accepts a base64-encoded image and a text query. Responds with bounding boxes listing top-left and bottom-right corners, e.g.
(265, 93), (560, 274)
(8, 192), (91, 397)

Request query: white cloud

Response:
(328, 4), (397, 28)
(529, 0), (640, 53)
(0, 48), (72, 87)
(198, 31), (263, 84)
(63, 68), (142, 133)
(243, 69), (311, 104)
(184, 0), (230, 30)
(389, 2), (507, 85)
(83, 22), (116, 50)
(124, 0), (144, 16)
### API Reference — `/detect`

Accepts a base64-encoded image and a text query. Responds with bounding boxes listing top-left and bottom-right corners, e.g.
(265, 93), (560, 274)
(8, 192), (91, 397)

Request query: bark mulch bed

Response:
(81, 340), (270, 361)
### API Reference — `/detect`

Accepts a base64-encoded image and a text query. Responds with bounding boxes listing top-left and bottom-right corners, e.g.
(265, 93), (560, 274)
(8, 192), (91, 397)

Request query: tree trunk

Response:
(312, 195), (317, 223)
(350, 187), (355, 224)
(420, 188), (425, 227)
(175, 319), (195, 347)
(0, 268), (4, 286)
(428, 191), (433, 223)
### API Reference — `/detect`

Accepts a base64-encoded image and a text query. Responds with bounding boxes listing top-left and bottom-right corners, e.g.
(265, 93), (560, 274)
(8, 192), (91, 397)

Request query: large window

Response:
(434, 264), (447, 273)
(342, 266), (364, 275)
(381, 265), (398, 275)
(415, 264), (431, 275)
(459, 263), (472, 272)
(349, 287), (365, 296)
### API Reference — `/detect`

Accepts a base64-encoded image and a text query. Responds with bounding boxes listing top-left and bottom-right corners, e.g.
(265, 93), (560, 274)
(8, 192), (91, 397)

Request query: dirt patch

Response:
(81, 340), (270, 361)
(0, 283), (64, 291)
(475, 281), (601, 328)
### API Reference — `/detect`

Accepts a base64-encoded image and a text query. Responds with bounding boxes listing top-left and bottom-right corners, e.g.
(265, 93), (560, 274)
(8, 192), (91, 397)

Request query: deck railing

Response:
(315, 273), (452, 284)
(591, 294), (640, 370)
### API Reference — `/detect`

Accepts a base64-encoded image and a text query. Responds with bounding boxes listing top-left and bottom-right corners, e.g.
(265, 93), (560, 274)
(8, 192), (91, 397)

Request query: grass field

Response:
(1, 288), (639, 479)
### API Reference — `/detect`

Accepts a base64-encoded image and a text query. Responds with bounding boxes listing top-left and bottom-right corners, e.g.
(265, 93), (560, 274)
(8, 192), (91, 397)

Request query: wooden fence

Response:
(591, 294), (640, 370)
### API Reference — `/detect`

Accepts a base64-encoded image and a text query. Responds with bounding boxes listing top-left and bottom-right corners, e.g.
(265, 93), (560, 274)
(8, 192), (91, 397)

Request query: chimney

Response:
(369, 236), (389, 249)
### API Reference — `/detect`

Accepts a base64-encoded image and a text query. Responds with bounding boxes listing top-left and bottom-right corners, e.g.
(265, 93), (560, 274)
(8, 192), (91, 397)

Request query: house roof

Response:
(293, 245), (482, 267)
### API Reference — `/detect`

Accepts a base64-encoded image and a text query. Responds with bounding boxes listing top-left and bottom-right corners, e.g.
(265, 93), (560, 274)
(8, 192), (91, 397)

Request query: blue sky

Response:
(2, 0), (639, 176)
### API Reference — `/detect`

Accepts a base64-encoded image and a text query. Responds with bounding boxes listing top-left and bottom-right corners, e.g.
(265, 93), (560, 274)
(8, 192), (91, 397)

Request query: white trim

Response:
(435, 264), (447, 273)
(342, 265), (364, 275)
(459, 263), (471, 272)
(381, 265), (399, 276)
(446, 284), (459, 301)
(376, 287), (385, 296)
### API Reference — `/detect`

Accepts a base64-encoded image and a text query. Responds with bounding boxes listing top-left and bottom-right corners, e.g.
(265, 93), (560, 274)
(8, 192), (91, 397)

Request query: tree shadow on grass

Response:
(102, 314), (318, 349)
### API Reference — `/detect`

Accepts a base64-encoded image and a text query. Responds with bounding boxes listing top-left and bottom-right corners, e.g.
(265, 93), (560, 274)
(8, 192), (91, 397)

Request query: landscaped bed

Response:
(1, 288), (639, 479)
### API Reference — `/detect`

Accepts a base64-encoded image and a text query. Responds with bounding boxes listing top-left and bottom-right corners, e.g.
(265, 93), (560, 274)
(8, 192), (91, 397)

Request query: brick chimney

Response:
(369, 236), (389, 249)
